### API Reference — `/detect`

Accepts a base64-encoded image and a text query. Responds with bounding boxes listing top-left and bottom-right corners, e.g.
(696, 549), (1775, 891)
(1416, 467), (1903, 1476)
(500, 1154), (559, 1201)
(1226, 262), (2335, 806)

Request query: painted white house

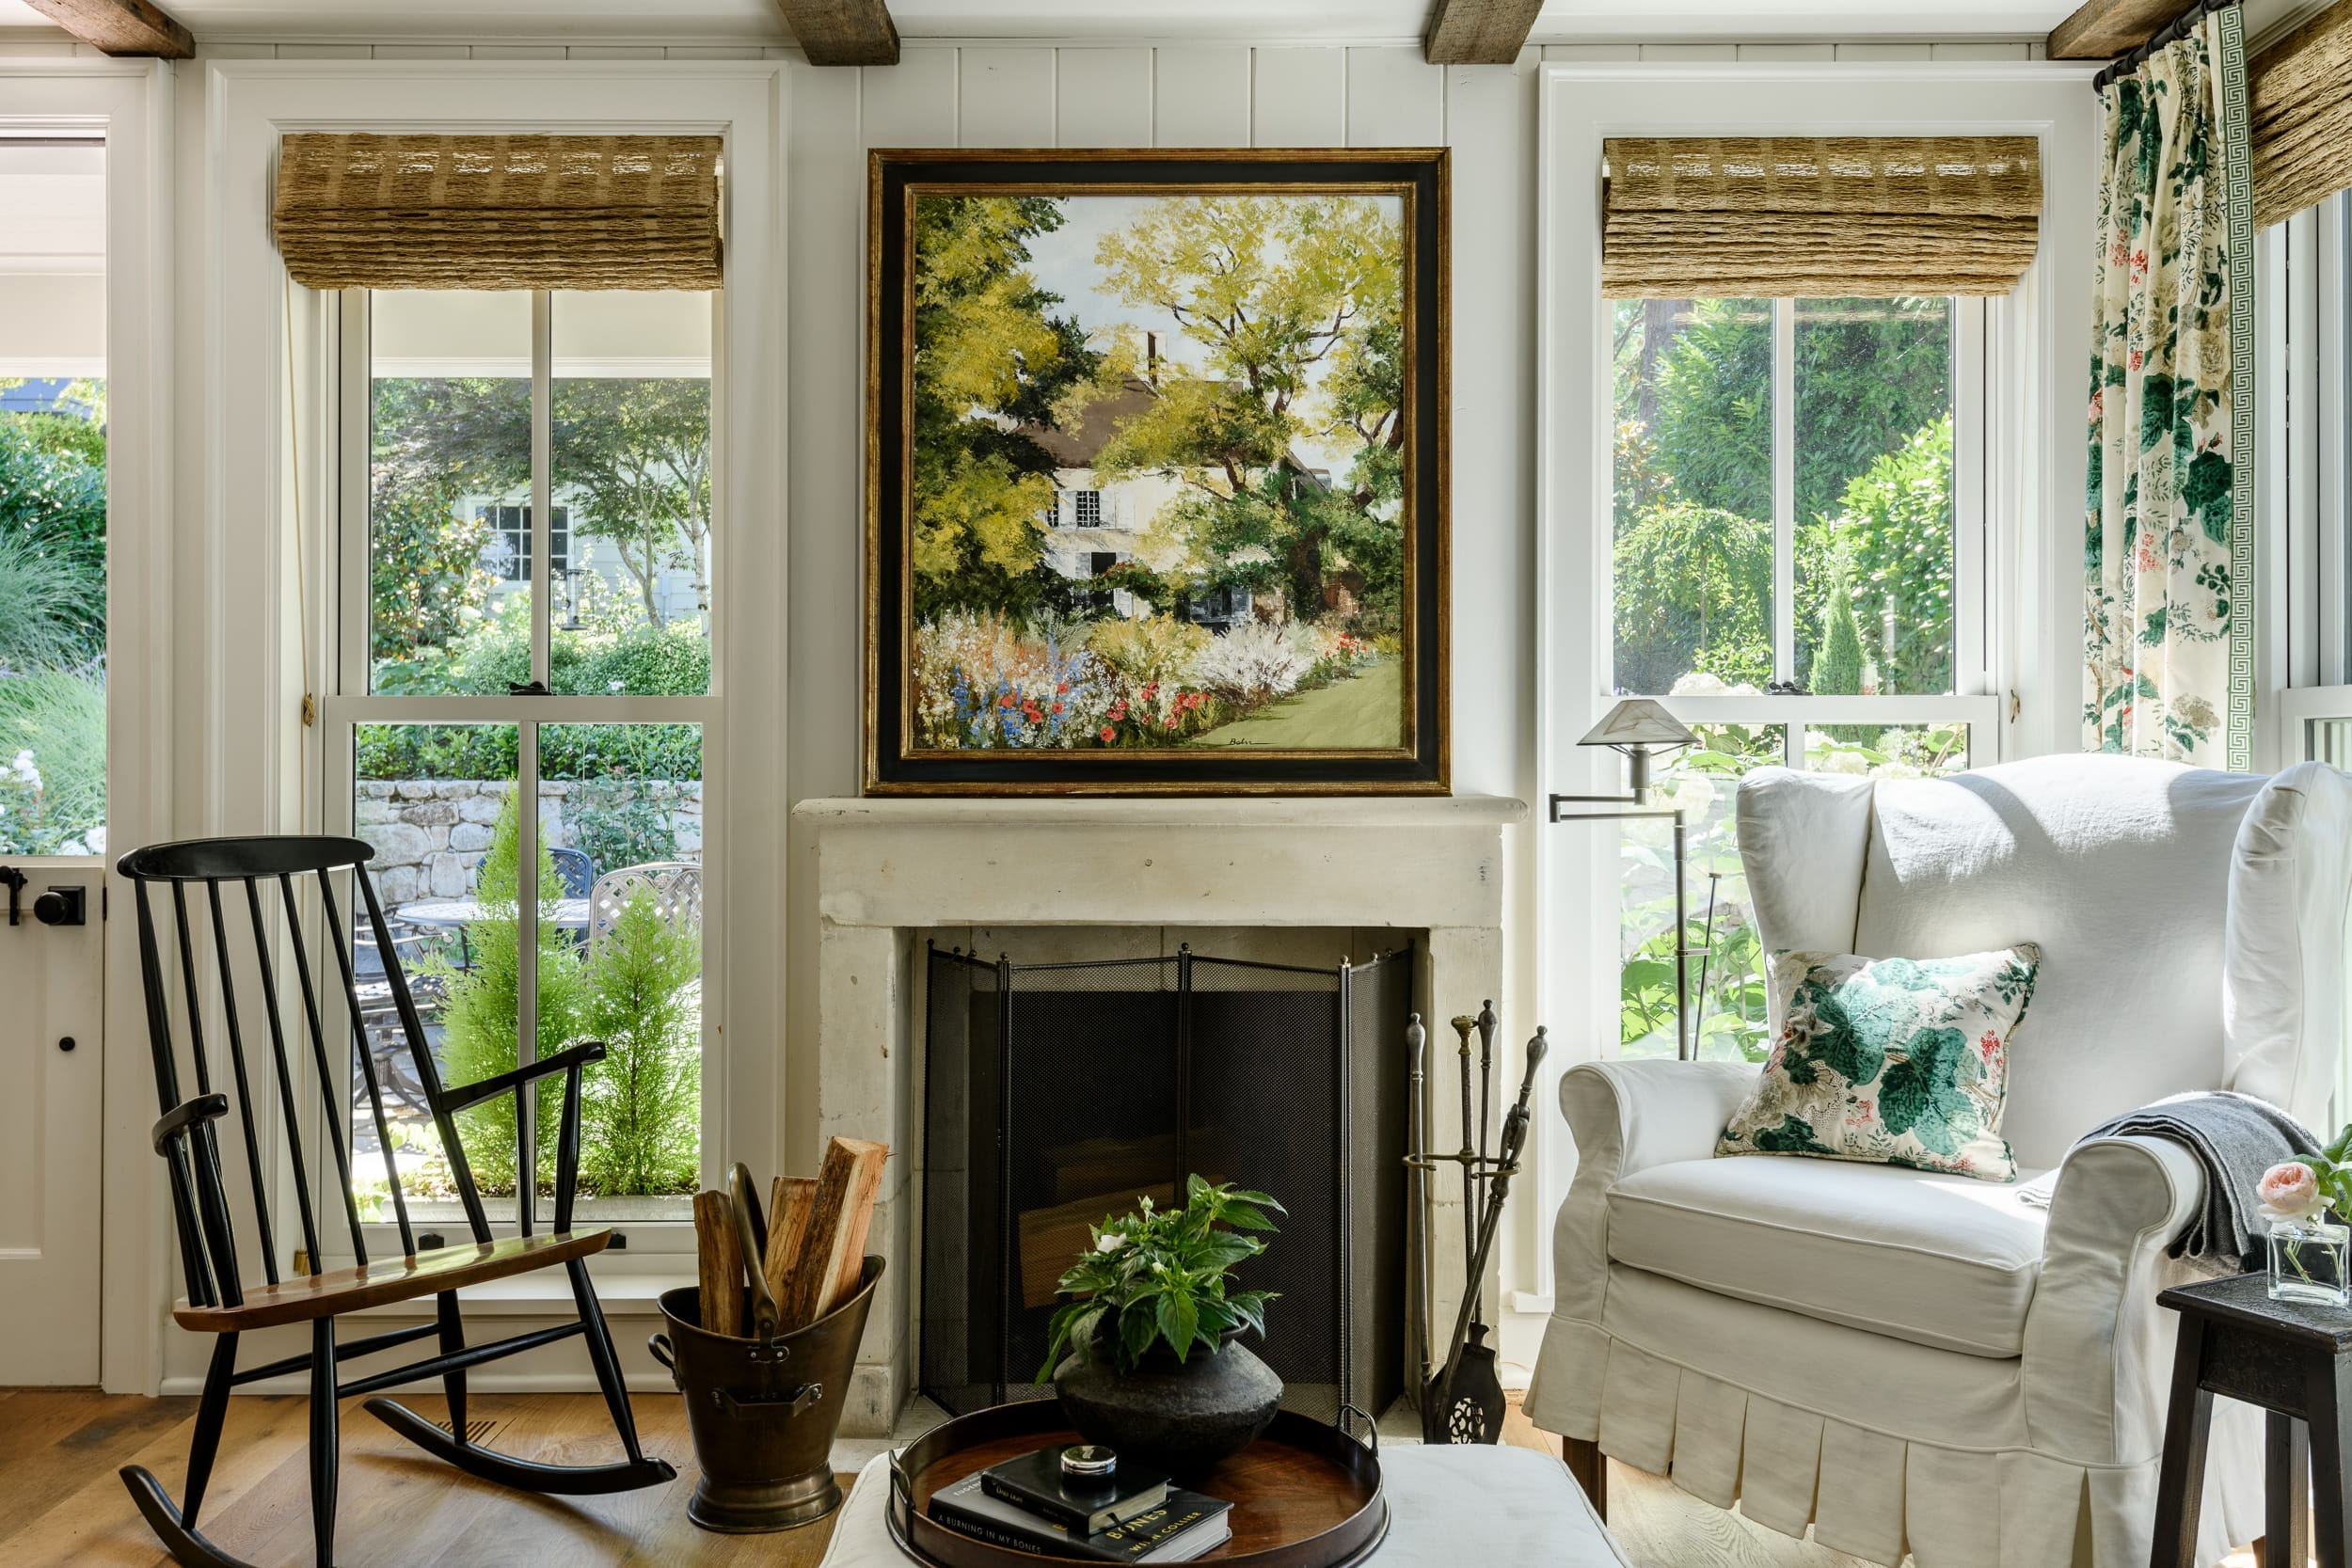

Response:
(1022, 376), (1257, 629)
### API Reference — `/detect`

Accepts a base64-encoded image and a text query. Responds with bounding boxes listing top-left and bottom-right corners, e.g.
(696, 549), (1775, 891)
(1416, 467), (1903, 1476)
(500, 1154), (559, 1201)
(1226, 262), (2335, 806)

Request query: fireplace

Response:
(918, 942), (1413, 1424)
(795, 794), (1522, 1435)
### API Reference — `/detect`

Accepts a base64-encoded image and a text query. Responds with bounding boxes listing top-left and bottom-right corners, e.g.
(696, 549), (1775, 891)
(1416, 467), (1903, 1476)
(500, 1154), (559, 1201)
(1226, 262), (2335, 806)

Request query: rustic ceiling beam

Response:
(1424, 0), (1546, 65)
(20, 0), (193, 57)
(2047, 0), (2200, 59)
(776, 0), (898, 67)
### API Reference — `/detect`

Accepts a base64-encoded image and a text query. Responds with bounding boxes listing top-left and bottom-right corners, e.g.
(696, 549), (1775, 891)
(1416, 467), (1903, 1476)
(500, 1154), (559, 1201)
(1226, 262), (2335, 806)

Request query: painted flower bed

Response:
(912, 612), (1383, 752)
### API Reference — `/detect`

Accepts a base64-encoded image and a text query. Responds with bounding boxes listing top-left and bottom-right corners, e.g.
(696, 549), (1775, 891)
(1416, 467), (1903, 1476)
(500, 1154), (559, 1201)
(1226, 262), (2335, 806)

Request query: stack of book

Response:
(928, 1445), (1233, 1561)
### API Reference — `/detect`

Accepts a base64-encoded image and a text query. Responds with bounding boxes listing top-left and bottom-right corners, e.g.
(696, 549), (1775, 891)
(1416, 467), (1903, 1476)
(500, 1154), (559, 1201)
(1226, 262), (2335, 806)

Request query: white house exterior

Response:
(466, 491), (706, 626)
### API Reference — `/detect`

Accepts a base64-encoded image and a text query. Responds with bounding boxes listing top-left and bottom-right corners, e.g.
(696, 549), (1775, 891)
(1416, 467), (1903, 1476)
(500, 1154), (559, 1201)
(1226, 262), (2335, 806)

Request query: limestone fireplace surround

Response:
(796, 794), (1527, 1436)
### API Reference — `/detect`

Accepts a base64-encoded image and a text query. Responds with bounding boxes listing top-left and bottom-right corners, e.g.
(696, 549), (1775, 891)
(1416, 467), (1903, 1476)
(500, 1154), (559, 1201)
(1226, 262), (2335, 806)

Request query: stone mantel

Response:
(801, 794), (1527, 1434)
(797, 794), (1527, 931)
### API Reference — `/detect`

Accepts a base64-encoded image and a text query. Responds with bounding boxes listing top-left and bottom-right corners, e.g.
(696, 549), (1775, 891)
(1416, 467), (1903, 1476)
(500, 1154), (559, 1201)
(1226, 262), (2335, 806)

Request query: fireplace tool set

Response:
(1406, 1005), (1549, 1444)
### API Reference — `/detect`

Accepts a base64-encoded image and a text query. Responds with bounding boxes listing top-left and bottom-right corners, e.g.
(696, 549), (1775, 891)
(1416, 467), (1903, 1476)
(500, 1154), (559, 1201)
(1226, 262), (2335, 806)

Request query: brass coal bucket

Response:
(650, 1255), (884, 1532)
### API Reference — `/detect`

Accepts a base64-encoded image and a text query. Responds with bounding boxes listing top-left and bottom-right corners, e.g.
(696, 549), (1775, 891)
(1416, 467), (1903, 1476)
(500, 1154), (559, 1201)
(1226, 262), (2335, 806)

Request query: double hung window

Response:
(1609, 293), (1999, 1059)
(329, 286), (717, 1238)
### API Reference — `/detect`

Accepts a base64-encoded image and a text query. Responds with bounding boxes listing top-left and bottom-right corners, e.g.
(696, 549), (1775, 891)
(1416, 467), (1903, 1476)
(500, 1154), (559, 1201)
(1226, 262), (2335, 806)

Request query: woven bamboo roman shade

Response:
(2250, 0), (2352, 228)
(272, 134), (723, 291)
(1602, 136), (2043, 298)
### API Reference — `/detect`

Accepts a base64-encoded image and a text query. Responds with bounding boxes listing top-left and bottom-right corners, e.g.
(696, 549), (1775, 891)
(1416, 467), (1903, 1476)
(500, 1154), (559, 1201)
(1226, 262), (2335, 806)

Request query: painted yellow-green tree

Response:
(910, 195), (1098, 621)
(1079, 195), (1406, 629)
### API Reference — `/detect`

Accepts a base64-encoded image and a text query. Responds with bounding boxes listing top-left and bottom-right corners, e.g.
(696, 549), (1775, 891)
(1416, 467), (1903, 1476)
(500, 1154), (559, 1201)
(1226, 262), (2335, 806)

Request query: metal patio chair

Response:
(118, 834), (675, 1568)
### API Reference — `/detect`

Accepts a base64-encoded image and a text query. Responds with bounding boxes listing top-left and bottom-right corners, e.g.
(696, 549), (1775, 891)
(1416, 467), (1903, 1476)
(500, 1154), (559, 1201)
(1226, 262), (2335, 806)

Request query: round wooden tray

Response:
(886, 1401), (1388, 1568)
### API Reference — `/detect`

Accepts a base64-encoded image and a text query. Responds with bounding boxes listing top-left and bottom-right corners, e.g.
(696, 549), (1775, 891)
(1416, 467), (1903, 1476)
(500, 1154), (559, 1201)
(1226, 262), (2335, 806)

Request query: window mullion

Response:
(531, 291), (553, 689)
(1952, 297), (1990, 698)
(1772, 298), (1796, 686)
(2322, 193), (2349, 688)
(516, 290), (552, 1238)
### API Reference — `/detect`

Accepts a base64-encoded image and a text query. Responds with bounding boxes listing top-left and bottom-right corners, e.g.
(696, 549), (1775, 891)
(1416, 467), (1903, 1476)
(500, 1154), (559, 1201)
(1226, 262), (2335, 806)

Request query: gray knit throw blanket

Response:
(2023, 1091), (2320, 1269)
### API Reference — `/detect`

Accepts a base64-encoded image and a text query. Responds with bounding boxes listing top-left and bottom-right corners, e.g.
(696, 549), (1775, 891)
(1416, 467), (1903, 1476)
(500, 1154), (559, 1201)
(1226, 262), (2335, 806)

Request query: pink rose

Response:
(2260, 1161), (2323, 1218)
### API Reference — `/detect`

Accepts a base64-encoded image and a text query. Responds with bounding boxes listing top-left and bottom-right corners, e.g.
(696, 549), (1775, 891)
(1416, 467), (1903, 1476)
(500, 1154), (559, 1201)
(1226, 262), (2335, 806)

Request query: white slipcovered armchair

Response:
(1524, 754), (2352, 1568)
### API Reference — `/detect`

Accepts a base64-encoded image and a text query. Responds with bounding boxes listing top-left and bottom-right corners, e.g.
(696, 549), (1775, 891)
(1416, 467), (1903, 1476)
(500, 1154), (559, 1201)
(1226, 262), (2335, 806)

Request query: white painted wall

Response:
(0, 27), (2110, 1393)
(775, 46), (1547, 1338)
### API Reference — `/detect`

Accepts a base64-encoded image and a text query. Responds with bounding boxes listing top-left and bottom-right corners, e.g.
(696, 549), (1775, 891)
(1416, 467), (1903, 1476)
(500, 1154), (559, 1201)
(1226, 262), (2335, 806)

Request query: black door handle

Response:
(33, 886), (85, 927)
(0, 866), (23, 926)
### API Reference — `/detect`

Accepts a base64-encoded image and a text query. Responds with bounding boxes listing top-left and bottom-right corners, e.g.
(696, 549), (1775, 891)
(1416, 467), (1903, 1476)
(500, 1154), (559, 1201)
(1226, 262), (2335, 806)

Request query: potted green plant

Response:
(1036, 1176), (1287, 1481)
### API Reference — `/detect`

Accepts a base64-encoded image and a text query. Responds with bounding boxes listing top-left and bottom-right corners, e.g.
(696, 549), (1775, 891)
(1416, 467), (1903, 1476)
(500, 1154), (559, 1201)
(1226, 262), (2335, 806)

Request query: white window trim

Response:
(1522, 60), (2100, 1316)
(174, 61), (785, 1384)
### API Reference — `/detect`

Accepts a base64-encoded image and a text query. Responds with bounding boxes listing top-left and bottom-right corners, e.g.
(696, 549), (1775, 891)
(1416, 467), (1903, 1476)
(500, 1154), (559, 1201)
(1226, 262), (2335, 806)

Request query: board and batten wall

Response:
(778, 42), (1549, 1354)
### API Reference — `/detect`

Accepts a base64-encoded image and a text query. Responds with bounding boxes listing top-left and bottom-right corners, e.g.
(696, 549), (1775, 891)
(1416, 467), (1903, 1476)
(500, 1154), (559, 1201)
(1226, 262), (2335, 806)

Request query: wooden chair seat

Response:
(172, 1230), (612, 1333)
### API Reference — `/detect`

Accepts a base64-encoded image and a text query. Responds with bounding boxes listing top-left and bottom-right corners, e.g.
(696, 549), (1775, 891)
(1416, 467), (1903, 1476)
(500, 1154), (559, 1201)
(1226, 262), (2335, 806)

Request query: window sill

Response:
(343, 1265), (695, 1319)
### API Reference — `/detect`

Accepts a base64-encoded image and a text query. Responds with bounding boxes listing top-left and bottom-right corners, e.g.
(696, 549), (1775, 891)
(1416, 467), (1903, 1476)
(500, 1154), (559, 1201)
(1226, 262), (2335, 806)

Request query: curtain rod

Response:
(2094, 0), (2241, 91)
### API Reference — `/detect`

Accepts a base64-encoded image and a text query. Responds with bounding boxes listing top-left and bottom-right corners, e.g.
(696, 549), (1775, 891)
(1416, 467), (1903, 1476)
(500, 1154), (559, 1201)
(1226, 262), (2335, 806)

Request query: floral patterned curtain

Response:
(2084, 6), (2257, 768)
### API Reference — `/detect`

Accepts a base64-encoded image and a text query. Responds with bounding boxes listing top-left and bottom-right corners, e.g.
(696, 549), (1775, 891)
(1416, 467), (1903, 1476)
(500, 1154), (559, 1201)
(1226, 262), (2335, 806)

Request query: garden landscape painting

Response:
(866, 150), (1447, 794)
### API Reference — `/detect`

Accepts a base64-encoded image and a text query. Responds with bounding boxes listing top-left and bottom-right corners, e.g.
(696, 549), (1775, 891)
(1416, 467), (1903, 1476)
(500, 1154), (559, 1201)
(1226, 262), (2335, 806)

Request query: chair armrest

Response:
(1561, 1057), (1760, 1181)
(438, 1039), (608, 1114)
(2020, 1132), (2205, 1463)
(151, 1091), (230, 1155)
(1551, 1058), (1758, 1323)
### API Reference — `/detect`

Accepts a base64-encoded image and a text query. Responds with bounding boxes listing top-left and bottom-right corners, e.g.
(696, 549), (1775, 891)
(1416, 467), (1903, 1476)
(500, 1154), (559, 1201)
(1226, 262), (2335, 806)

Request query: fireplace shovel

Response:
(652, 1164), (884, 1531)
(1424, 1029), (1548, 1445)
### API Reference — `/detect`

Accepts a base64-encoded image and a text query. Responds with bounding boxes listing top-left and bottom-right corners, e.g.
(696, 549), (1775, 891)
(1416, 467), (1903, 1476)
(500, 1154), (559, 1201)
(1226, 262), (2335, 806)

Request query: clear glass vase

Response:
(2268, 1214), (2352, 1307)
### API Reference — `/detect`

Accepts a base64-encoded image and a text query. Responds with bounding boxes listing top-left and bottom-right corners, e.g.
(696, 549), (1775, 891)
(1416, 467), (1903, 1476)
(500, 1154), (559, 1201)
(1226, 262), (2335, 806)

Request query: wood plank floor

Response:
(0, 1386), (2268, 1568)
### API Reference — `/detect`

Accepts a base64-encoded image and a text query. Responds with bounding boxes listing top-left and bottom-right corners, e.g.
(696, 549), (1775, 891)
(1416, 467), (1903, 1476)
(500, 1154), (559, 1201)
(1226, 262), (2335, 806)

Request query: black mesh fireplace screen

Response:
(920, 942), (1413, 1424)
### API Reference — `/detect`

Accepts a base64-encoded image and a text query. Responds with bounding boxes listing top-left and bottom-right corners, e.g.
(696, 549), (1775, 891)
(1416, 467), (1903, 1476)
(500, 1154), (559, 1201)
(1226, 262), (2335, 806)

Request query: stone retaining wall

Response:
(354, 780), (704, 906)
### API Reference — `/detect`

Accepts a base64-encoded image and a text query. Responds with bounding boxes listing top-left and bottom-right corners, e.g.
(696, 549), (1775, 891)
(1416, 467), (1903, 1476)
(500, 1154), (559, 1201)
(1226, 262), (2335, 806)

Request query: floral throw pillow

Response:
(1716, 944), (2041, 1181)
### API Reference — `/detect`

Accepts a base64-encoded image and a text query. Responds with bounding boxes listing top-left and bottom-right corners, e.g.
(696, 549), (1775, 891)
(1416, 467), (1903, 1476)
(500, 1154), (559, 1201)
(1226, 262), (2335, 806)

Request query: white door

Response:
(0, 863), (104, 1385)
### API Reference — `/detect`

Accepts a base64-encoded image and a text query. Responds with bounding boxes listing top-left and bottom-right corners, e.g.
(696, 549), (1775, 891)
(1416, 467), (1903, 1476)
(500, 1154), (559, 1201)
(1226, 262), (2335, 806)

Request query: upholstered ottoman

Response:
(818, 1442), (1630, 1566)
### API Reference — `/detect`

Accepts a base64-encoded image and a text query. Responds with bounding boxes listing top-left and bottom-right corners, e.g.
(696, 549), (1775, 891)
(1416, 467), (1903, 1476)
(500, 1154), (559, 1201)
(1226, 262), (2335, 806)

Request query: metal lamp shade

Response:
(1578, 698), (1700, 752)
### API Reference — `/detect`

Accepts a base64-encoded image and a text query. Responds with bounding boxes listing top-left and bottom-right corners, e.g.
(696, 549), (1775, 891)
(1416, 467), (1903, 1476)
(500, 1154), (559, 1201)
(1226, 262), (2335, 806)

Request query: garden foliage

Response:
(430, 788), (700, 1196)
(0, 382), (108, 854)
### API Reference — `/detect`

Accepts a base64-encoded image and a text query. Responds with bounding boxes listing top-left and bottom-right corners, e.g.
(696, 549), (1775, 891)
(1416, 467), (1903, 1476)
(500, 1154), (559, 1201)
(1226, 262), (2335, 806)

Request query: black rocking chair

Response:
(118, 835), (675, 1568)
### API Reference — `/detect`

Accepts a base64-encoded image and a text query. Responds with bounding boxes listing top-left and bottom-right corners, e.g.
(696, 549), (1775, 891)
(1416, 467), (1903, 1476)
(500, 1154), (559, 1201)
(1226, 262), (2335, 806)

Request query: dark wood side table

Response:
(2151, 1271), (2352, 1568)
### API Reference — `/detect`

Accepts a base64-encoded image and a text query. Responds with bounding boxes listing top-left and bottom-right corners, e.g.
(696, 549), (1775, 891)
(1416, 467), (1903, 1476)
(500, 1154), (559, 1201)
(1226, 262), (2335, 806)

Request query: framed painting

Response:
(864, 149), (1449, 795)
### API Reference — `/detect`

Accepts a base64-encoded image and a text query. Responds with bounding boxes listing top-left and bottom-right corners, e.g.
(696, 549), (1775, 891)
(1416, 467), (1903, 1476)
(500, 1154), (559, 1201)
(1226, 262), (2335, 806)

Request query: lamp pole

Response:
(1549, 790), (1695, 1062)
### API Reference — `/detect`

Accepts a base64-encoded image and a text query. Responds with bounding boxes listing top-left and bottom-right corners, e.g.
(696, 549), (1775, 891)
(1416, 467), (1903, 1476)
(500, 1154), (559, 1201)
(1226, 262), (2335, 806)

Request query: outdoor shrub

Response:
(1821, 414), (1954, 696)
(0, 533), (97, 675)
(355, 720), (701, 784)
(578, 889), (702, 1196)
(0, 413), (105, 668)
(1186, 621), (1312, 706)
(1611, 500), (1772, 694)
(564, 617), (710, 697)
(431, 789), (588, 1192)
(0, 669), (104, 855)
(565, 774), (684, 873)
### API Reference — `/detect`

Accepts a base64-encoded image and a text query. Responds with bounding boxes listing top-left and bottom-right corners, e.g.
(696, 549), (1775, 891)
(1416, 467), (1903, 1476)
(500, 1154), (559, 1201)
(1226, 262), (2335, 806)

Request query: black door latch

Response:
(0, 870), (89, 927)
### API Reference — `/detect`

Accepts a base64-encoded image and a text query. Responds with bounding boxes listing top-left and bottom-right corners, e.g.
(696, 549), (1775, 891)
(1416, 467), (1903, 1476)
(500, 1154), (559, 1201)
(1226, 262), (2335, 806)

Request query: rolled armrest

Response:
(1552, 1058), (1758, 1323)
(439, 1039), (609, 1114)
(2020, 1132), (2205, 1463)
(1560, 1058), (1760, 1179)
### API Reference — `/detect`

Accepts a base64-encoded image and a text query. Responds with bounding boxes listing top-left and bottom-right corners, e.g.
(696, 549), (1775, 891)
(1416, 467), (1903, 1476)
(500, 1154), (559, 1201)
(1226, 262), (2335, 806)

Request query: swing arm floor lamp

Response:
(1549, 697), (1708, 1062)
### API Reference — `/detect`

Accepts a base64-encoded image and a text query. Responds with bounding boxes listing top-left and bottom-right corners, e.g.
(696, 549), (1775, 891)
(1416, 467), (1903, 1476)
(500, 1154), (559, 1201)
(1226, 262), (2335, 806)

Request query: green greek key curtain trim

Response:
(2084, 5), (2258, 769)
